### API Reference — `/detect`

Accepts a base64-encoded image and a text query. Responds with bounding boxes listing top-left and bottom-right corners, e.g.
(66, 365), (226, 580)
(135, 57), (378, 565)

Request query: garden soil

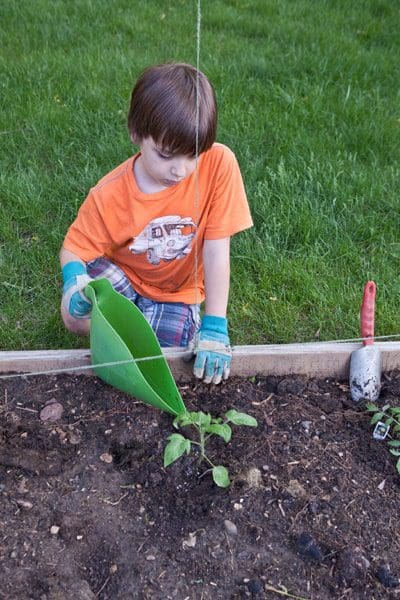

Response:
(1, 369), (400, 600)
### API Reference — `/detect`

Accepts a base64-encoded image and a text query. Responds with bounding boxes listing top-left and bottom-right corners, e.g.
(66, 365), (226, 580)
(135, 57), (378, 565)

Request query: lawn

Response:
(1, 0), (399, 350)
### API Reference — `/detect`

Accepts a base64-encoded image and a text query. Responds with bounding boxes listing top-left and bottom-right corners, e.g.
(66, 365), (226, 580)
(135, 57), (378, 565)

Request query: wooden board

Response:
(1, 342), (400, 381)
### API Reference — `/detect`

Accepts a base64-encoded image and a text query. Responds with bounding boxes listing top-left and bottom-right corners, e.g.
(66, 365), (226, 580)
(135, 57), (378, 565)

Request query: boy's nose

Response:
(171, 160), (186, 179)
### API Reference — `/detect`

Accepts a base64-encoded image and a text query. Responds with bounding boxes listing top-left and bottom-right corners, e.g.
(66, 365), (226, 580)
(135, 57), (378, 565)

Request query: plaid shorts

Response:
(86, 257), (200, 348)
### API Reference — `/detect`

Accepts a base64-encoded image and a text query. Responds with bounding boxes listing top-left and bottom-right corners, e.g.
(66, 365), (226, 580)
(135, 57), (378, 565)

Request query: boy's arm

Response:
(60, 246), (86, 269)
(193, 237), (232, 384)
(202, 238), (230, 317)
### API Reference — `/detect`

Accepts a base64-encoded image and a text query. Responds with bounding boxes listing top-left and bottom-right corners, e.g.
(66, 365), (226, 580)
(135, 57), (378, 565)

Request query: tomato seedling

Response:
(163, 409), (258, 487)
(366, 402), (400, 475)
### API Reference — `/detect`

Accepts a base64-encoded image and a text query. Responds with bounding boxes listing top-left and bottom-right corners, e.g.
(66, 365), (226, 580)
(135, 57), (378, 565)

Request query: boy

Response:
(60, 62), (253, 384)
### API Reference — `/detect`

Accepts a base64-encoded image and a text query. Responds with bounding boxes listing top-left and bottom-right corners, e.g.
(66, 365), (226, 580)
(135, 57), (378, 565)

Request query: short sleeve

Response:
(203, 146), (253, 240)
(63, 190), (113, 261)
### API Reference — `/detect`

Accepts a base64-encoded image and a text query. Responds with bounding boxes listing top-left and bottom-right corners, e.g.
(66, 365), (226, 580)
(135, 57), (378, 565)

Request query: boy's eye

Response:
(156, 150), (172, 160)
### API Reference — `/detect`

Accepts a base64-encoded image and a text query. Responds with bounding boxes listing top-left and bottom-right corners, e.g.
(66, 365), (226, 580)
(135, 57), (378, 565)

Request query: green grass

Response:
(1, 0), (399, 350)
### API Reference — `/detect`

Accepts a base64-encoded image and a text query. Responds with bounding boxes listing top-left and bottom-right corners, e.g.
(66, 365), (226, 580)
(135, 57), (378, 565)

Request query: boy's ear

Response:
(130, 131), (140, 145)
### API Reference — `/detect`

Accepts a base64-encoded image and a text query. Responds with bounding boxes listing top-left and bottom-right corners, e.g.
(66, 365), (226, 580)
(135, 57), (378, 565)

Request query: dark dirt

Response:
(1, 369), (400, 600)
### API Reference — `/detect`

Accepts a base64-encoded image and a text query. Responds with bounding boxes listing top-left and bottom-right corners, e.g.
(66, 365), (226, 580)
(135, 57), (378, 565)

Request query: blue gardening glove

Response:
(62, 261), (93, 319)
(193, 315), (232, 384)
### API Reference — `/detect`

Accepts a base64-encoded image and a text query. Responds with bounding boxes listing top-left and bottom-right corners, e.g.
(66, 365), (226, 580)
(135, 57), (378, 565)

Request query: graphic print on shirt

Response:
(128, 215), (196, 265)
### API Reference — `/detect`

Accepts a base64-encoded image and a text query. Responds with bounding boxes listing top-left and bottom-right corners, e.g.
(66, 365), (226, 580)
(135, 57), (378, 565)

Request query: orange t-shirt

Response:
(63, 143), (253, 304)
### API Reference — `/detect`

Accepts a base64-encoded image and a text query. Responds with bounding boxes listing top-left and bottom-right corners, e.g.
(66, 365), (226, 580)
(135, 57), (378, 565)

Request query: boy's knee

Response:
(60, 302), (90, 335)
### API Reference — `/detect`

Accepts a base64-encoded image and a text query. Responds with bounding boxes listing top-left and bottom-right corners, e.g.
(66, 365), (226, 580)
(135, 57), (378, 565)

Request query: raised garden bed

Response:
(1, 366), (400, 599)
(2, 341), (400, 379)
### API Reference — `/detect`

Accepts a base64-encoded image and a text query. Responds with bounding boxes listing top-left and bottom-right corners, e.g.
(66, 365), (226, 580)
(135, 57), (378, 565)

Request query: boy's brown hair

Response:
(127, 63), (217, 157)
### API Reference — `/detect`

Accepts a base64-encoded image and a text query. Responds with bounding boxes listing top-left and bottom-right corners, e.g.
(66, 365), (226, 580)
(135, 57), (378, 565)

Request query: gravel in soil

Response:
(1, 370), (400, 599)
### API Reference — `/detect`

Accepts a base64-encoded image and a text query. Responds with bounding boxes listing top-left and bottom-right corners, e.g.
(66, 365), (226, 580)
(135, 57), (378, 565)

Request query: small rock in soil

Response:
(68, 431), (81, 445)
(182, 532), (197, 548)
(39, 401), (64, 422)
(376, 563), (400, 588)
(224, 519), (238, 536)
(50, 525), (60, 535)
(99, 452), (113, 463)
(244, 467), (263, 488)
(296, 532), (324, 562)
(16, 499), (33, 510)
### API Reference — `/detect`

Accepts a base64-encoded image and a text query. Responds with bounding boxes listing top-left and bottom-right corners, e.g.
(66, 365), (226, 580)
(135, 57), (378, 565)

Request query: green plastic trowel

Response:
(84, 278), (186, 416)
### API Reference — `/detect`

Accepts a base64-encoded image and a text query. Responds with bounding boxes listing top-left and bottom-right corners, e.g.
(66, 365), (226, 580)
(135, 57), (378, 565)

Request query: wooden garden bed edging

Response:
(1, 341), (400, 381)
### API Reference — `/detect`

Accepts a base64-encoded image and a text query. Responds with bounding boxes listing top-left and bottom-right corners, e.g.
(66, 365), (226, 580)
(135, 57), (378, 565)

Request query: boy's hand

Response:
(193, 315), (232, 384)
(62, 261), (93, 319)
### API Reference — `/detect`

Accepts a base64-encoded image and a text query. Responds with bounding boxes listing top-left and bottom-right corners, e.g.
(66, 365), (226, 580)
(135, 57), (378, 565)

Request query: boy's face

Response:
(134, 136), (197, 192)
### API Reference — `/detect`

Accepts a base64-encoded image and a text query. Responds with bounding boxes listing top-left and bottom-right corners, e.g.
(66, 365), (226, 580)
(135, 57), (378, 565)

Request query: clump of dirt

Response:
(1, 370), (400, 599)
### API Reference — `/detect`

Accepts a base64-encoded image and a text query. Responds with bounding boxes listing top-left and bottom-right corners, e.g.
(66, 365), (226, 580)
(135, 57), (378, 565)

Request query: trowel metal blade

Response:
(349, 345), (381, 402)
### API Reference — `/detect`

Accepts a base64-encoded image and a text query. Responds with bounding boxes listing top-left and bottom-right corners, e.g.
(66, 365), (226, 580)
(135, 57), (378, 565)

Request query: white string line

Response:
(194, 0), (201, 315)
(0, 351), (192, 381)
(1, 333), (400, 381)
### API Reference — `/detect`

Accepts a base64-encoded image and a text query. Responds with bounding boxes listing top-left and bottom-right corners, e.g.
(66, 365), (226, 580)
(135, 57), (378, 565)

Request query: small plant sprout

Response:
(366, 402), (400, 475)
(163, 409), (258, 487)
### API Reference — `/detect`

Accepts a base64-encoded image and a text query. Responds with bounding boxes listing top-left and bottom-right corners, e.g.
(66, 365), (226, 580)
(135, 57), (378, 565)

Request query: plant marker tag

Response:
(373, 421), (390, 441)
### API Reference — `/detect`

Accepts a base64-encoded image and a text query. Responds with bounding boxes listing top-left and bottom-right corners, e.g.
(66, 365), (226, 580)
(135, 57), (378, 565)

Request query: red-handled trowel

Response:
(349, 281), (381, 402)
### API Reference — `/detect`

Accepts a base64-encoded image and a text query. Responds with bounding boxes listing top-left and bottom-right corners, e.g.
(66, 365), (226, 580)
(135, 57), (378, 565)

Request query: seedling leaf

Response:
(370, 412), (384, 425)
(164, 434), (191, 467)
(389, 449), (400, 457)
(211, 416), (223, 424)
(205, 424), (232, 443)
(225, 409), (258, 427)
(212, 465), (230, 487)
(193, 412), (212, 427)
(387, 440), (400, 447)
(397, 459), (400, 475)
(173, 412), (193, 428)
(366, 403), (379, 412)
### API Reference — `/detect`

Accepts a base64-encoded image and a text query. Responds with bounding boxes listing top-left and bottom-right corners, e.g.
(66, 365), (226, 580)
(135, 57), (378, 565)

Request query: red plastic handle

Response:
(360, 281), (376, 345)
